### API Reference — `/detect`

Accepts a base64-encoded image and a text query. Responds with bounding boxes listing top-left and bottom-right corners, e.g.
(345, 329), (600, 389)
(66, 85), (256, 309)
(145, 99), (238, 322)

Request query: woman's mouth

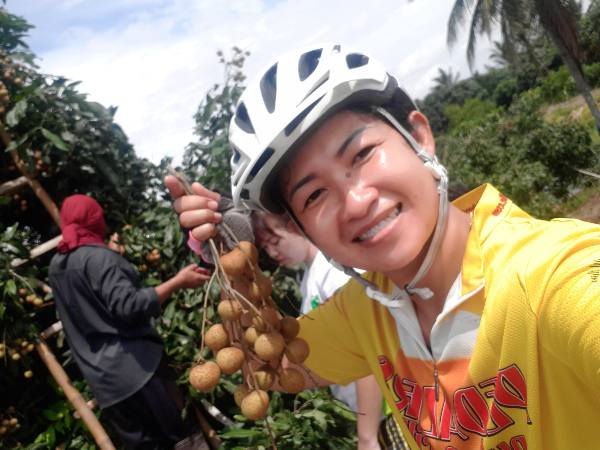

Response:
(355, 205), (402, 242)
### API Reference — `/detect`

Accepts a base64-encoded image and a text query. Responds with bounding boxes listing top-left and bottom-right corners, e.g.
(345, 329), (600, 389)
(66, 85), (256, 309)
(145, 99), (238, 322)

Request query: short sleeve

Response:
(298, 284), (371, 385)
(536, 242), (600, 391)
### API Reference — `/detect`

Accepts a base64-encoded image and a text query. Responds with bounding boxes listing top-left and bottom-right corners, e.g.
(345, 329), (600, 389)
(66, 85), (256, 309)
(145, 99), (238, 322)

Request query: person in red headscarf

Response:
(49, 194), (210, 450)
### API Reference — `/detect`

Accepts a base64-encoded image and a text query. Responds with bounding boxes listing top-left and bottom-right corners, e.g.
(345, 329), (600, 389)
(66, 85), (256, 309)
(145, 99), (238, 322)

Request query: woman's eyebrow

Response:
(289, 174), (316, 203)
(336, 125), (368, 158)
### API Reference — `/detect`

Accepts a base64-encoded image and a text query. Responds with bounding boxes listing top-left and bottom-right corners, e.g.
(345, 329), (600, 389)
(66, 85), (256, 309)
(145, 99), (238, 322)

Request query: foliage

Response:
(579, 0), (600, 64)
(181, 47), (248, 194)
(539, 65), (577, 102)
(219, 390), (357, 450)
(440, 99), (598, 218)
(444, 98), (499, 132)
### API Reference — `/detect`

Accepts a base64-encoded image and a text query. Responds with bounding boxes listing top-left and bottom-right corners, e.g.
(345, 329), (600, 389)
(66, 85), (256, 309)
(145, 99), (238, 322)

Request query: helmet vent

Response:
(245, 147), (275, 184)
(346, 53), (369, 69)
(284, 95), (323, 136)
(298, 48), (322, 81)
(260, 63), (278, 113)
(240, 188), (250, 200)
(231, 147), (241, 164)
(234, 102), (255, 134)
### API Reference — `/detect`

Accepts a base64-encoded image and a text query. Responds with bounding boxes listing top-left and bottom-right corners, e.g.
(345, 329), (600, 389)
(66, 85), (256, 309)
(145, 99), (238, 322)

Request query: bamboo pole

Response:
(11, 235), (62, 267)
(193, 405), (221, 450)
(0, 123), (60, 226)
(35, 339), (116, 450)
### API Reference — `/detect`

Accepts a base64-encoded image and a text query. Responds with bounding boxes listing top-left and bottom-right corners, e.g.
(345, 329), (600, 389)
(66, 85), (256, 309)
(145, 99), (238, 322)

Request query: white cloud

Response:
(11, 0), (494, 164)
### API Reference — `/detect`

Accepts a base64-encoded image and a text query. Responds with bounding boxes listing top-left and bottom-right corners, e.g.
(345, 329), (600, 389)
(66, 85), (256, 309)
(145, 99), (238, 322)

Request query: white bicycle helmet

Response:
(229, 44), (449, 303)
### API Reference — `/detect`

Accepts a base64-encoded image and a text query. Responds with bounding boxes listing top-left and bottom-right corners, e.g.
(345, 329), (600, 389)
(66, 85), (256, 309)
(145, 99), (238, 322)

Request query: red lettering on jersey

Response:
(393, 375), (410, 411)
(492, 194), (508, 216)
(509, 435), (527, 450)
(487, 401), (515, 435)
(494, 365), (527, 409)
(496, 443), (511, 450)
(454, 387), (490, 436)
(404, 379), (423, 420)
(378, 355), (394, 380)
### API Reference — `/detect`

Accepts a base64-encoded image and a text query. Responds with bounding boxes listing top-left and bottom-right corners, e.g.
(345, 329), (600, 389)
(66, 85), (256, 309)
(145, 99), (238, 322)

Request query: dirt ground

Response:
(568, 189), (600, 223)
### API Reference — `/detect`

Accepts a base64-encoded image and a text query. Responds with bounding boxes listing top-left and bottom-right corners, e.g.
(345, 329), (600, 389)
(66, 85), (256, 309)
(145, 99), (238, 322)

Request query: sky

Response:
(9, 0), (494, 165)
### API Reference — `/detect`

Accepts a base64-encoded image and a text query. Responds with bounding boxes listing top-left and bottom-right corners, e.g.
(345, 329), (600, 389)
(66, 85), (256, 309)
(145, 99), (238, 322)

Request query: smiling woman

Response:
(167, 43), (600, 450)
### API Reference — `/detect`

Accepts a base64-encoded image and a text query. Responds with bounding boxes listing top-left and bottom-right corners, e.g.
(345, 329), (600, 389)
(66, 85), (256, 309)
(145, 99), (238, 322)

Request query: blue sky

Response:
(8, 0), (494, 164)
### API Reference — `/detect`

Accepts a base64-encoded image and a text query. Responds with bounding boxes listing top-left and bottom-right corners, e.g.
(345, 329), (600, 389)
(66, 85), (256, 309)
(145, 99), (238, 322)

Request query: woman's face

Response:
(280, 110), (439, 275)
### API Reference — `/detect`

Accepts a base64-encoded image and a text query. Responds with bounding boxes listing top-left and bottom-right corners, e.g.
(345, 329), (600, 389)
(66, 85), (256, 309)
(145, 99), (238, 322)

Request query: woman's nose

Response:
(343, 184), (378, 222)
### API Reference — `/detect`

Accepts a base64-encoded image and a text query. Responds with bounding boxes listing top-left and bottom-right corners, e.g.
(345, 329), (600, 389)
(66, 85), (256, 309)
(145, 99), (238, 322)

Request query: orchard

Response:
(0, 7), (356, 450)
(2, 2), (600, 449)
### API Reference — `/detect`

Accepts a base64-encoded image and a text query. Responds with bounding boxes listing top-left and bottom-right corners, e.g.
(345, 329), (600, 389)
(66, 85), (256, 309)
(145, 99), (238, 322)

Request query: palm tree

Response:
(447, 0), (600, 132)
(433, 67), (461, 90)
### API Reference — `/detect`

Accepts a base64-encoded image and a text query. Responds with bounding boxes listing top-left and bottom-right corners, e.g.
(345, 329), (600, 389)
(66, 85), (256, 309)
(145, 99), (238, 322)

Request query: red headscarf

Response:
(57, 194), (107, 253)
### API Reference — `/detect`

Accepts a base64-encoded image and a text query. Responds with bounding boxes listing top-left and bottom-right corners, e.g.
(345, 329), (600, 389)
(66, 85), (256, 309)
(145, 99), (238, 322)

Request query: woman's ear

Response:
(407, 111), (436, 157)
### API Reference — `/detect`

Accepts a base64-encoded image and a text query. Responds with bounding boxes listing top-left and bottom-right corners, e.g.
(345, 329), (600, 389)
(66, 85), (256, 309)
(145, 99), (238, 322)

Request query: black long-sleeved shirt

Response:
(49, 244), (163, 408)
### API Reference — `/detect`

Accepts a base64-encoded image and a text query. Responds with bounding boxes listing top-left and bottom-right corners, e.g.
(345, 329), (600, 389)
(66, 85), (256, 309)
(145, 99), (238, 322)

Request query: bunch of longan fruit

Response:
(188, 241), (310, 421)
(0, 407), (20, 437)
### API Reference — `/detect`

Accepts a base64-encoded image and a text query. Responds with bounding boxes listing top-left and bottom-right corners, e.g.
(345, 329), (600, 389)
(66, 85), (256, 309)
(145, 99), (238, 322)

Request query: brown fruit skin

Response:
(253, 367), (276, 390)
(260, 307), (280, 329)
(254, 331), (285, 361)
(233, 384), (250, 408)
(256, 273), (273, 298)
(278, 368), (305, 393)
(244, 326), (259, 346)
(280, 317), (300, 341)
(204, 323), (229, 353)
(247, 282), (262, 303)
(241, 390), (269, 420)
(285, 338), (310, 364)
(189, 361), (221, 392)
(238, 241), (258, 265)
(252, 314), (270, 333)
(217, 299), (243, 321)
(220, 248), (248, 277)
(215, 347), (245, 375)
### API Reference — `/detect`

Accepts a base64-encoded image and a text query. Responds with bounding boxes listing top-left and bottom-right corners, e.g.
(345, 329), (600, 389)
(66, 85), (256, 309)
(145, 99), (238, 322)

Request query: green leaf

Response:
(5, 99), (28, 127)
(41, 128), (70, 151)
(220, 428), (263, 439)
(5, 279), (16, 296)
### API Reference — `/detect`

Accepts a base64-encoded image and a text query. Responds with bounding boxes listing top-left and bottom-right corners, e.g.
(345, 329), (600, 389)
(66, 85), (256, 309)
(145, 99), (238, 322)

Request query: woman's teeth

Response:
(358, 207), (400, 241)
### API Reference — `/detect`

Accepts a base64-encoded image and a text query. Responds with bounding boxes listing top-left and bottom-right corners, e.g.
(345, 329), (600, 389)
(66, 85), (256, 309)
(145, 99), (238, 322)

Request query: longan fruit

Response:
(244, 327), (259, 346)
(254, 331), (285, 361)
(204, 323), (229, 353)
(215, 347), (244, 375)
(252, 314), (270, 333)
(238, 241), (258, 265)
(217, 299), (243, 321)
(280, 317), (300, 341)
(285, 338), (310, 364)
(253, 366), (276, 390)
(23, 370), (33, 379)
(256, 273), (273, 298)
(189, 361), (221, 392)
(241, 390), (269, 420)
(278, 368), (305, 393)
(260, 307), (280, 329)
(220, 248), (248, 277)
(233, 384), (250, 408)
(245, 281), (262, 303)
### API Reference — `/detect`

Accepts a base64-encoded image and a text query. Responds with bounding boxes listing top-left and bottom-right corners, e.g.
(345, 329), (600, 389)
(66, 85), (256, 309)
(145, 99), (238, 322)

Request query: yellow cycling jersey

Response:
(298, 184), (600, 450)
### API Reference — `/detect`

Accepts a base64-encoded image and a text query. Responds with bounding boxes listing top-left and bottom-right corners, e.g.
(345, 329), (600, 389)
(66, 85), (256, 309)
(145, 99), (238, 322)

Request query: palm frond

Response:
(447, 0), (477, 47)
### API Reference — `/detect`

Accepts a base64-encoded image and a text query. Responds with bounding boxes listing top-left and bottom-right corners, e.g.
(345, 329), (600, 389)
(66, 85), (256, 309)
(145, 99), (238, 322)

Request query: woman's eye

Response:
(304, 189), (324, 208)
(353, 146), (374, 164)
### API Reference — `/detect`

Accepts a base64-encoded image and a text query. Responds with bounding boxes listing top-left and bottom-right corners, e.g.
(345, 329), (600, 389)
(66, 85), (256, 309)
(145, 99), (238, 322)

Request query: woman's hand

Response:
(164, 175), (222, 242)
